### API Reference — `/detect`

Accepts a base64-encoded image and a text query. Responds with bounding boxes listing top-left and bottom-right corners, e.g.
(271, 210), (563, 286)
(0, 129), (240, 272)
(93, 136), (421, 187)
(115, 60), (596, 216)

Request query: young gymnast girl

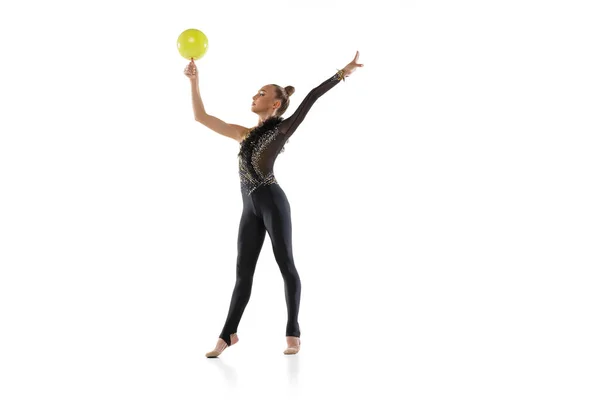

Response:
(184, 51), (364, 357)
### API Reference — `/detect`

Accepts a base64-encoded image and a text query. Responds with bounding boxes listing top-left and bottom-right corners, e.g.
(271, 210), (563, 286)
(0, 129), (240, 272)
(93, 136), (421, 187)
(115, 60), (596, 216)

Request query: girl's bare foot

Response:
(205, 333), (239, 358)
(283, 336), (301, 355)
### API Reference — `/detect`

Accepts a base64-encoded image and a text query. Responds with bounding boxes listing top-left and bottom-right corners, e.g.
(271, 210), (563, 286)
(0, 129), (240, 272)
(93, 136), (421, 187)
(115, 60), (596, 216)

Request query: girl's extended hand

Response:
(342, 51), (364, 78)
(184, 59), (197, 79)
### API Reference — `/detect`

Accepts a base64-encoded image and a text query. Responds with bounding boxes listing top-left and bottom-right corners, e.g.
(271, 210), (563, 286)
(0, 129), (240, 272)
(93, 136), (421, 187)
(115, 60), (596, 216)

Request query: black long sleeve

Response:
(278, 73), (343, 137)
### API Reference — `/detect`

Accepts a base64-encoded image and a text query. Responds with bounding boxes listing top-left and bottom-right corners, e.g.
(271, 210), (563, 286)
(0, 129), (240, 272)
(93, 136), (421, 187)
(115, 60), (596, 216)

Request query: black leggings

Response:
(219, 183), (301, 346)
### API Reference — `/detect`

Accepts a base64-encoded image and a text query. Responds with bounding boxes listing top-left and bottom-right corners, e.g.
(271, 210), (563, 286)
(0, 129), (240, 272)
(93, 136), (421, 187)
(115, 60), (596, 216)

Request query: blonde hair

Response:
(271, 84), (295, 118)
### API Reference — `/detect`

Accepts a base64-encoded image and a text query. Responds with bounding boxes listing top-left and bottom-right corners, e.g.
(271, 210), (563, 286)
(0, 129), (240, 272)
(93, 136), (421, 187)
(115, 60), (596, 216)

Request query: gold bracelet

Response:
(336, 69), (346, 82)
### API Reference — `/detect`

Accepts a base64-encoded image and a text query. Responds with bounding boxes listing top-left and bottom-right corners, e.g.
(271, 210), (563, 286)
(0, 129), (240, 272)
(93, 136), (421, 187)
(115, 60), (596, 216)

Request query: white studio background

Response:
(0, 0), (599, 399)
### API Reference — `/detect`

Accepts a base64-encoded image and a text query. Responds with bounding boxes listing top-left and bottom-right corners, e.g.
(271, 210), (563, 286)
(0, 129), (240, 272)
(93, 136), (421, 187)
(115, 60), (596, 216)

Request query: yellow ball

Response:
(177, 29), (208, 60)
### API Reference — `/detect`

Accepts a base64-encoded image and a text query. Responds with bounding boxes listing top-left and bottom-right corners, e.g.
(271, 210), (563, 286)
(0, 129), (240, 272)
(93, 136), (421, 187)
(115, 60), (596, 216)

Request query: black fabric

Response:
(219, 183), (301, 341)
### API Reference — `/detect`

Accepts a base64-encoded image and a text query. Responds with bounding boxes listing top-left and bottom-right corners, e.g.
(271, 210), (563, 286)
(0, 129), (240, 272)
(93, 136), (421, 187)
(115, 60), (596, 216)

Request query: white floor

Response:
(2, 255), (598, 400)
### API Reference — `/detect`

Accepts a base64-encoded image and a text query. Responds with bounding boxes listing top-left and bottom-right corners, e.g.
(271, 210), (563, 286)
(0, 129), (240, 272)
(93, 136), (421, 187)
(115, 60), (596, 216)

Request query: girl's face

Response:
(251, 85), (280, 112)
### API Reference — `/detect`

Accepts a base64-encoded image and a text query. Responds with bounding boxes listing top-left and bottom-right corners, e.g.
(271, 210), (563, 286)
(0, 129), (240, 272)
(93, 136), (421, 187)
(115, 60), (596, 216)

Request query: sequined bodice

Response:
(237, 72), (343, 196)
(238, 119), (287, 195)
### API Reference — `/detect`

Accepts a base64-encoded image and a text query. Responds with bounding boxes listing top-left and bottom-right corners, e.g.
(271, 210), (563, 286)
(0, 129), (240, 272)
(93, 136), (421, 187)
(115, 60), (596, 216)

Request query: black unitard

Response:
(218, 72), (343, 346)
